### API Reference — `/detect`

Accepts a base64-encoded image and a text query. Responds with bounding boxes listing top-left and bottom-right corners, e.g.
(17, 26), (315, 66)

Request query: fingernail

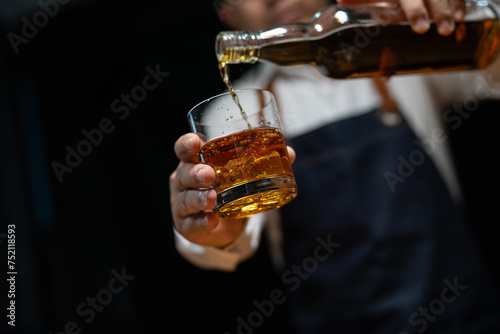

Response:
(454, 9), (464, 21)
(198, 190), (208, 206)
(201, 215), (210, 229)
(195, 168), (205, 184)
(183, 136), (194, 153)
(438, 19), (454, 35)
(413, 17), (430, 34)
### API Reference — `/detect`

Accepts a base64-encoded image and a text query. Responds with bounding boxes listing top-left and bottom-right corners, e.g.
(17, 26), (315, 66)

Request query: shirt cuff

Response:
(173, 214), (266, 271)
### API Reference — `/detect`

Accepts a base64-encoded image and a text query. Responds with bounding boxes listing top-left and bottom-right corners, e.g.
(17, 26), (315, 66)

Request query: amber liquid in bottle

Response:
(219, 20), (500, 79)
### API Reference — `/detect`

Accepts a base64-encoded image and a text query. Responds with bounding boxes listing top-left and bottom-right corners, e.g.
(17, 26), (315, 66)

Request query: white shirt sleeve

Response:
(173, 213), (268, 271)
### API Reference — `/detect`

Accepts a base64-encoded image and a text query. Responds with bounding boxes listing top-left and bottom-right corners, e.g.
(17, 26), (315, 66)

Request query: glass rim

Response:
(187, 88), (274, 119)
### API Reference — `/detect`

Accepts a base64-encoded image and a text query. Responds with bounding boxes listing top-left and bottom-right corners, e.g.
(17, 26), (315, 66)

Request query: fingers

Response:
(171, 181), (246, 248)
(169, 161), (216, 218)
(180, 214), (246, 248)
(287, 146), (296, 164)
(427, 0), (455, 35)
(170, 133), (248, 248)
(400, 0), (465, 36)
(426, 0), (465, 35)
(174, 133), (202, 163)
(169, 164), (219, 238)
(175, 188), (218, 220)
(342, 0), (465, 36)
(173, 162), (216, 191)
(174, 189), (218, 228)
(181, 211), (220, 236)
(449, 0), (465, 21)
(400, 0), (430, 34)
(170, 134), (219, 238)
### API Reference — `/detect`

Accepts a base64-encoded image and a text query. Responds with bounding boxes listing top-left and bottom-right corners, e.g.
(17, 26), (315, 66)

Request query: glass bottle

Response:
(216, 0), (500, 79)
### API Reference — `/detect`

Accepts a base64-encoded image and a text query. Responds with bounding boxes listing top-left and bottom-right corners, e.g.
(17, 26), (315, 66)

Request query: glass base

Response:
(215, 175), (298, 219)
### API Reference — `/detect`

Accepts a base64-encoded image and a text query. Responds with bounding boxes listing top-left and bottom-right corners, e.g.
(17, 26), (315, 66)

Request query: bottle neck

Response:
(216, 31), (261, 65)
(216, 23), (310, 65)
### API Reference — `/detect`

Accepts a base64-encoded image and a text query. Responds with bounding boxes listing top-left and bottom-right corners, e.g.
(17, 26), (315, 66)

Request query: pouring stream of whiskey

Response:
(219, 61), (252, 129)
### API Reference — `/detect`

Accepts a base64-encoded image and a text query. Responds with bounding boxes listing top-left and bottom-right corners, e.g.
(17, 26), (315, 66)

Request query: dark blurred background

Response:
(0, 0), (498, 333)
(0, 1), (285, 333)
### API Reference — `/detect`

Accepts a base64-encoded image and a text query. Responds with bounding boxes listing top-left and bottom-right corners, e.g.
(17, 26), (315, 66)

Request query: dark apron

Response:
(279, 110), (500, 334)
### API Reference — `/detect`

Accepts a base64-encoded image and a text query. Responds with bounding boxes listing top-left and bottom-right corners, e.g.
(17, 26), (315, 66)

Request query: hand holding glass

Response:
(187, 89), (298, 219)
